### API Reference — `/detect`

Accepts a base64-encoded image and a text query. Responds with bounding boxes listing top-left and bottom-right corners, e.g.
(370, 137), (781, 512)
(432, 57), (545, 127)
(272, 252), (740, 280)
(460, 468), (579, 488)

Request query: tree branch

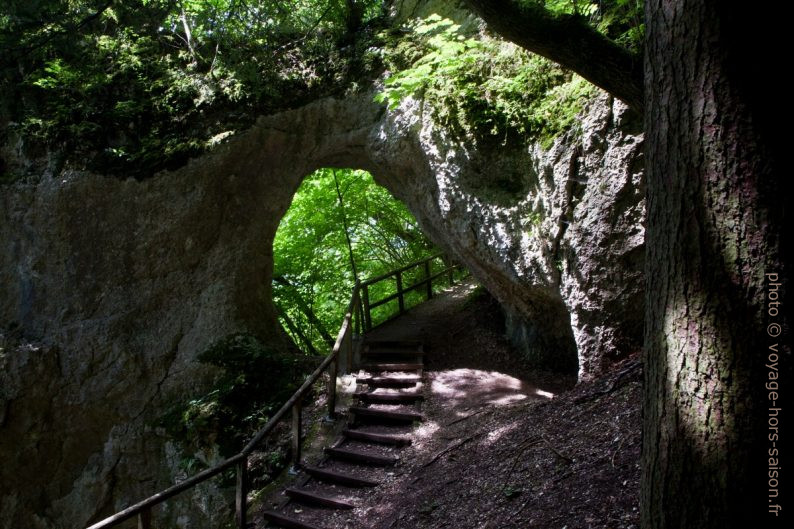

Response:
(463, 0), (644, 113)
(273, 277), (336, 347)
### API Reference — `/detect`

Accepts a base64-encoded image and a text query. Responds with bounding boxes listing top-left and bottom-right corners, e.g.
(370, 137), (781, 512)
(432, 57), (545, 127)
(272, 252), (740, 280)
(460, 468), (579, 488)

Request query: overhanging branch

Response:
(464, 0), (644, 113)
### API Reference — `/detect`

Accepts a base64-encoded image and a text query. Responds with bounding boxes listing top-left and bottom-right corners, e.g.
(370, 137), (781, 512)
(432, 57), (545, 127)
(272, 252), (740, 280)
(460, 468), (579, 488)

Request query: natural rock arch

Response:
(0, 90), (643, 527)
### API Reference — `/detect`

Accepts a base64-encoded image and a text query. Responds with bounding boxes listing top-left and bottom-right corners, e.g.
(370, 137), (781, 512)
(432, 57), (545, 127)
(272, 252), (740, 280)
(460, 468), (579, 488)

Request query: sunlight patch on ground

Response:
(429, 368), (552, 407)
(485, 422), (521, 444)
(439, 280), (478, 301)
(339, 374), (357, 393)
(412, 419), (441, 449)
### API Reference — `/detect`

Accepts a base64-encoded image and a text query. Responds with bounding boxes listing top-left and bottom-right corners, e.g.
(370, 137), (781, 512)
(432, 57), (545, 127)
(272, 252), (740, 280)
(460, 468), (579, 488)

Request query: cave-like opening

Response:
(271, 167), (468, 356)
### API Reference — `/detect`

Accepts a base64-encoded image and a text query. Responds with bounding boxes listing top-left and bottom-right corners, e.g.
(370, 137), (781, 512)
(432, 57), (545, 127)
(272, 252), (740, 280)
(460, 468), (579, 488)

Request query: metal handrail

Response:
(87, 282), (362, 529)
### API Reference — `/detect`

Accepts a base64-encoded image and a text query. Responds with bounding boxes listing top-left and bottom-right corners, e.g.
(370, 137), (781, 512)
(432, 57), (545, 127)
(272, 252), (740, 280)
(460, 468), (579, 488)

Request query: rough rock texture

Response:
(0, 89), (642, 527)
(369, 91), (645, 377)
(557, 101), (645, 377)
(0, 150), (297, 527)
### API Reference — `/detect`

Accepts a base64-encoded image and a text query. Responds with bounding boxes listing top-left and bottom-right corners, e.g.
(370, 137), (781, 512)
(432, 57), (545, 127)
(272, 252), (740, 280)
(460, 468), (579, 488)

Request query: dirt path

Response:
(255, 281), (640, 529)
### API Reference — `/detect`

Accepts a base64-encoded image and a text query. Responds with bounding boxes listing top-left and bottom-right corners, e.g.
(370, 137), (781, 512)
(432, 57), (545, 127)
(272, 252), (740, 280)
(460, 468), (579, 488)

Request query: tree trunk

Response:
(333, 169), (359, 282)
(277, 305), (320, 355)
(273, 277), (336, 348)
(642, 1), (788, 527)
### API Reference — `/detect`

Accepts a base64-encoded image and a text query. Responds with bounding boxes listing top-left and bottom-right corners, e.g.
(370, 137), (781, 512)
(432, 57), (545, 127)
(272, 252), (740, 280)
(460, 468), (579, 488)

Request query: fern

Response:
(376, 15), (595, 145)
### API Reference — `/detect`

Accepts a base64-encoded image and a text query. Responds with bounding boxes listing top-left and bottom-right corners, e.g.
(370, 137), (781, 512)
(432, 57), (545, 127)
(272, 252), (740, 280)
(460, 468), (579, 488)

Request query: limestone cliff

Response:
(0, 90), (643, 527)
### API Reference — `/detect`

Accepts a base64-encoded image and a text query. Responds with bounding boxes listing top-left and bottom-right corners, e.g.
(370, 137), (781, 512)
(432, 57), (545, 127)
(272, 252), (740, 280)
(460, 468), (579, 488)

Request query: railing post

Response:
(448, 264), (454, 285)
(291, 400), (302, 467)
(395, 271), (405, 314)
(349, 321), (356, 369)
(236, 458), (248, 529)
(362, 284), (372, 331)
(355, 296), (362, 337)
(138, 508), (152, 529)
(424, 260), (433, 300)
(327, 357), (338, 419)
(345, 289), (364, 374)
(350, 314), (357, 374)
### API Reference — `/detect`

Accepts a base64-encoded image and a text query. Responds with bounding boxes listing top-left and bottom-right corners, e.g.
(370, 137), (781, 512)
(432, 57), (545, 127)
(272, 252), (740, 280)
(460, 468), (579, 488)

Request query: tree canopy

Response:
(0, 0), (645, 179)
(0, 0), (383, 177)
(273, 167), (437, 354)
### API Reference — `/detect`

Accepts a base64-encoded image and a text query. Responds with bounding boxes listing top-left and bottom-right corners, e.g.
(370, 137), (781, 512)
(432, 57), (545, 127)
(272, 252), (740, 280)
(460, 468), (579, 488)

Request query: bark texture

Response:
(642, 1), (788, 526)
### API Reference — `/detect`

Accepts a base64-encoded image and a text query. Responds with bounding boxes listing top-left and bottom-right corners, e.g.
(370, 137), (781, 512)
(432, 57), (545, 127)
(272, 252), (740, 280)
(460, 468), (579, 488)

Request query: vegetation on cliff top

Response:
(0, 0), (384, 177)
(1, 1), (643, 179)
(376, 14), (596, 147)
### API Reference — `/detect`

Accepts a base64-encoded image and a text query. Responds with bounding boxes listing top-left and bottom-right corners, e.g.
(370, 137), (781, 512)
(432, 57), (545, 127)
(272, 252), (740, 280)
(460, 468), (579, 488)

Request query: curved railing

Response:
(87, 254), (463, 529)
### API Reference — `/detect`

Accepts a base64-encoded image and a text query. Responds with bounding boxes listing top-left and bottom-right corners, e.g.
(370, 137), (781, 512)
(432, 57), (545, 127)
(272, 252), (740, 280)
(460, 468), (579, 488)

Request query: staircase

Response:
(261, 340), (425, 529)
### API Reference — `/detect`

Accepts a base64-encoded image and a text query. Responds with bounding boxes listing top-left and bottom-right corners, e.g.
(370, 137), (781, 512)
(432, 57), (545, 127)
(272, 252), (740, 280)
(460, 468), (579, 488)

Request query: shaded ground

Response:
(366, 279), (575, 409)
(362, 358), (641, 529)
(256, 280), (641, 529)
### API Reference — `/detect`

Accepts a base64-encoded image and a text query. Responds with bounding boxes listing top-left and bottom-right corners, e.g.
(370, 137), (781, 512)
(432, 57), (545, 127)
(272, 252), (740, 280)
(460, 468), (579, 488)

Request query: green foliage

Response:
(1, 0), (384, 177)
(533, 0), (644, 52)
(375, 14), (596, 146)
(0, 1), (643, 179)
(273, 168), (436, 352)
(160, 333), (312, 458)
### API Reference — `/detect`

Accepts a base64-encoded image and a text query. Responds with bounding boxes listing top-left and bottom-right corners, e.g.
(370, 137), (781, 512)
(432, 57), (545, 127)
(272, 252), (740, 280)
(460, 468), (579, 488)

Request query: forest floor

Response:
(256, 280), (642, 529)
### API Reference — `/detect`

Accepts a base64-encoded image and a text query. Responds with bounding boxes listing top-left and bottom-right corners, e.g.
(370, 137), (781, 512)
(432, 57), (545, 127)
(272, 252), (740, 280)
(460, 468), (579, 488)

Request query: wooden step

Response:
(285, 487), (355, 509)
(362, 363), (424, 372)
(354, 391), (424, 403)
(303, 465), (379, 487)
(350, 406), (423, 423)
(325, 446), (398, 466)
(343, 428), (412, 446)
(261, 510), (323, 529)
(357, 376), (420, 387)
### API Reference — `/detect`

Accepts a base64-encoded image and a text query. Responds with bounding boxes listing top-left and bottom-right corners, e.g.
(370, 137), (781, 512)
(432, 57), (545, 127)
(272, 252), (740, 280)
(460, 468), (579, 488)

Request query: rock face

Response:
(371, 92), (645, 378)
(0, 89), (643, 527)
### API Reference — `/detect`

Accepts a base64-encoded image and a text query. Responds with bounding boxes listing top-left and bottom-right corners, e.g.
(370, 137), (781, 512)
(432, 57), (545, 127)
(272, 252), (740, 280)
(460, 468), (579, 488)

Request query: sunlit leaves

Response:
(273, 168), (434, 353)
(1, 0), (384, 176)
(535, 0), (644, 51)
(376, 15), (595, 145)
